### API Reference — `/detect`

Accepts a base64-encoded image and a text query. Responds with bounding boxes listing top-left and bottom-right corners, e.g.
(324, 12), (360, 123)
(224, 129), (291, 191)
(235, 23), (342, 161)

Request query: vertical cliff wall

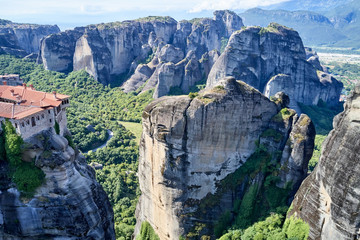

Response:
(38, 11), (243, 88)
(0, 128), (115, 239)
(135, 77), (315, 239)
(288, 85), (360, 240)
(0, 19), (60, 57)
(207, 23), (343, 111)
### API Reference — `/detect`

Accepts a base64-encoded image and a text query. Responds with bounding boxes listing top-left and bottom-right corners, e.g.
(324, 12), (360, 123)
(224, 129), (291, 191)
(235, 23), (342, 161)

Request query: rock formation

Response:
(135, 77), (315, 239)
(0, 128), (115, 239)
(207, 23), (343, 111)
(0, 19), (60, 57)
(38, 11), (243, 90)
(288, 85), (360, 240)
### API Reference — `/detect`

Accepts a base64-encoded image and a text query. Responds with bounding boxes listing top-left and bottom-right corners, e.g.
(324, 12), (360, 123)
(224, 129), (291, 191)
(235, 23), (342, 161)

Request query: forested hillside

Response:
(0, 55), (152, 239)
(0, 54), (344, 239)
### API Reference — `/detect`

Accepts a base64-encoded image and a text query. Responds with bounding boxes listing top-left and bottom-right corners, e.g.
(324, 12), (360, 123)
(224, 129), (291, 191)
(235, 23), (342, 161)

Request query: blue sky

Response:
(0, 0), (290, 30)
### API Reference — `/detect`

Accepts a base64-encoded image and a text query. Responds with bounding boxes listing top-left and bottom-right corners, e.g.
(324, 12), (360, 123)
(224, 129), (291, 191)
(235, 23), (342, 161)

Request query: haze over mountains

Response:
(240, 0), (360, 48)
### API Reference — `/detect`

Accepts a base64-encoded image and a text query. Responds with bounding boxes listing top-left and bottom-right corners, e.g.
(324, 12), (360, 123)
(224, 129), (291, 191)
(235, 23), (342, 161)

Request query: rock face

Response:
(0, 19), (59, 57)
(207, 23), (343, 111)
(288, 85), (360, 240)
(0, 128), (115, 239)
(135, 77), (315, 239)
(38, 11), (243, 90)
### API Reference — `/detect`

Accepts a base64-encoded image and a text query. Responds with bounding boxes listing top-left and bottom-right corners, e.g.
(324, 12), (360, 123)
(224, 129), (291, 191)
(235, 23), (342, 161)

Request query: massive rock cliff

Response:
(0, 19), (60, 57)
(38, 11), (243, 89)
(207, 23), (343, 111)
(288, 85), (360, 240)
(0, 128), (115, 239)
(135, 77), (315, 239)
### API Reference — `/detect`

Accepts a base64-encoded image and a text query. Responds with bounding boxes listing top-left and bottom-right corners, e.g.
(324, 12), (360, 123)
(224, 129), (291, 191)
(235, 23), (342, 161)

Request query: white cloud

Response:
(0, 0), (290, 16)
(0, 0), (199, 16)
(189, 0), (291, 13)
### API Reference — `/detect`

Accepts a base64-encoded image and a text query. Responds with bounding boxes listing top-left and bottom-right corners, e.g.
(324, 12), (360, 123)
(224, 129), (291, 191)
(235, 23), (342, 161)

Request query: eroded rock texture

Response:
(135, 77), (315, 239)
(0, 128), (115, 239)
(207, 23), (343, 111)
(289, 85), (360, 240)
(38, 11), (243, 90)
(0, 19), (59, 57)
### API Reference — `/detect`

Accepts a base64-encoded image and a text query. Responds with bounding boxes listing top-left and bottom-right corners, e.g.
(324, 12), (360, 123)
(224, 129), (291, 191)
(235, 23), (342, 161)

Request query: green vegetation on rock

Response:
(272, 108), (296, 123)
(137, 221), (160, 240)
(2, 120), (45, 196)
(0, 55), (149, 239)
(219, 213), (309, 240)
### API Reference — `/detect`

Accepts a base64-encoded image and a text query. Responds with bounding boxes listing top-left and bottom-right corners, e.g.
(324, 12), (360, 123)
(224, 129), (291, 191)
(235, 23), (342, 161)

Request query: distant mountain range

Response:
(264, 0), (352, 12)
(240, 0), (360, 49)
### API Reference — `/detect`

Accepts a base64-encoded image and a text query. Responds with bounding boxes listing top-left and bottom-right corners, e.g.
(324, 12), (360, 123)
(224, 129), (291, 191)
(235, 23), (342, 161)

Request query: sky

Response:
(0, 0), (290, 30)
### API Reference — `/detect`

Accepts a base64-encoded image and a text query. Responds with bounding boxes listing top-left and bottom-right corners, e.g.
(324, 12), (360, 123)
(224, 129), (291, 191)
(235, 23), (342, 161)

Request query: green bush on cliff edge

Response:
(137, 221), (160, 240)
(2, 120), (45, 196)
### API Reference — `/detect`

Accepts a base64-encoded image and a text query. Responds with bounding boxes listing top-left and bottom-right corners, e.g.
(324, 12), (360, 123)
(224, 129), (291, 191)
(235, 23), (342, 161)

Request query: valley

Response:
(0, 1), (359, 239)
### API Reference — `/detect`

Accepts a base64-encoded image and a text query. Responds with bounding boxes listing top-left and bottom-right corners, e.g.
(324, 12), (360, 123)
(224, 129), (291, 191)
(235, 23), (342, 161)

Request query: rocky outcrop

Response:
(288, 85), (360, 240)
(135, 77), (315, 239)
(0, 19), (59, 57)
(38, 11), (243, 89)
(0, 128), (115, 239)
(305, 47), (327, 72)
(207, 23), (343, 111)
(38, 28), (85, 73)
(73, 29), (112, 84)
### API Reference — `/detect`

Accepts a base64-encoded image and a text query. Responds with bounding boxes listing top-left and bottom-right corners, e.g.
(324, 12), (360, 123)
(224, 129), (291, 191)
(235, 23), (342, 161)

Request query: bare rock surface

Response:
(0, 19), (59, 56)
(38, 11), (243, 90)
(289, 85), (360, 240)
(207, 24), (343, 109)
(0, 128), (115, 240)
(135, 77), (315, 239)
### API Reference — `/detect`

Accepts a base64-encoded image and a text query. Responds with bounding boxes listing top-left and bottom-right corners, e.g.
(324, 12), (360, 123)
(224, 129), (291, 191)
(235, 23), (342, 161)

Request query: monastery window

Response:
(31, 117), (36, 127)
(21, 122), (24, 127)
(27, 120), (30, 125)
(37, 116), (40, 121)
(42, 114), (44, 119)
(49, 119), (52, 123)
(48, 110), (51, 114)
(15, 123), (18, 128)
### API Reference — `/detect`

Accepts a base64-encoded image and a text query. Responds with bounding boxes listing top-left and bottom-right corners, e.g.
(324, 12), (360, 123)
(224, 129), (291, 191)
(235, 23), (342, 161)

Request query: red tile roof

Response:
(0, 85), (69, 107)
(0, 102), (45, 119)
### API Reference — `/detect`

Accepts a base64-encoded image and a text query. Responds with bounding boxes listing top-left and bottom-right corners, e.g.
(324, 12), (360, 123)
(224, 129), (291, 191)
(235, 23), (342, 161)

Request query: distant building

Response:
(0, 83), (70, 139)
(0, 74), (23, 86)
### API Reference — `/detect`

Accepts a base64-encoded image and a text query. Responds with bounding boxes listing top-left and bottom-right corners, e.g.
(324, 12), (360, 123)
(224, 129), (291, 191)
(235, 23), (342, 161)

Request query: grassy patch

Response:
(119, 121), (142, 144)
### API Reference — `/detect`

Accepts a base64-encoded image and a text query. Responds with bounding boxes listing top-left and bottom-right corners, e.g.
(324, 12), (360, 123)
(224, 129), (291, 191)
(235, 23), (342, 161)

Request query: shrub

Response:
(137, 221), (160, 240)
(282, 216), (309, 240)
(0, 131), (5, 161)
(3, 120), (45, 196)
(54, 121), (60, 135)
(235, 184), (259, 228)
(12, 161), (45, 196)
(214, 211), (232, 237)
(65, 135), (76, 149)
(189, 92), (199, 99)
(272, 108), (295, 123)
(3, 120), (23, 166)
